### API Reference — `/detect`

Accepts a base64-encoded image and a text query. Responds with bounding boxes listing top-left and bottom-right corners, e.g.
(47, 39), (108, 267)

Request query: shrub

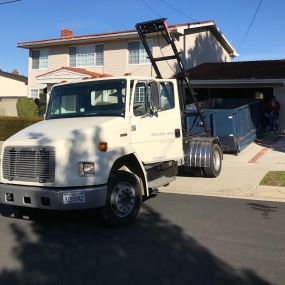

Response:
(16, 98), (38, 117)
(38, 93), (47, 115)
(0, 116), (43, 141)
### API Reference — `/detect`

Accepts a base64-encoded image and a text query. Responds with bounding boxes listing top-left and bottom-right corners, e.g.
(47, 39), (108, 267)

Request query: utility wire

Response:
(238, 0), (263, 50)
(160, 0), (198, 22)
(140, 0), (161, 18)
(0, 0), (22, 5)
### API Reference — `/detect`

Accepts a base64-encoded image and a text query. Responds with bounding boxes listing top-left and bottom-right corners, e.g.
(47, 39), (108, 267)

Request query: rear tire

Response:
(101, 170), (142, 226)
(203, 144), (222, 178)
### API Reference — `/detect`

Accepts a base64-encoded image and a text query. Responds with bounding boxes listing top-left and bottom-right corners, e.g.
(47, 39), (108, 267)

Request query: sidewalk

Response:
(160, 135), (285, 203)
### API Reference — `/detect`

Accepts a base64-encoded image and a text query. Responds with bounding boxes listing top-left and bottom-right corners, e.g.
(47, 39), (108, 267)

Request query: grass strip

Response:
(260, 171), (285, 187)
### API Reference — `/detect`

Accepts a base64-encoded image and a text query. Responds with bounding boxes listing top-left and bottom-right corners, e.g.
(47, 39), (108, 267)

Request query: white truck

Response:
(0, 19), (222, 225)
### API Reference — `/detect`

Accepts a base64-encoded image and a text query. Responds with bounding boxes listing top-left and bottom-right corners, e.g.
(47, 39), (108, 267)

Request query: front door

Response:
(130, 80), (183, 164)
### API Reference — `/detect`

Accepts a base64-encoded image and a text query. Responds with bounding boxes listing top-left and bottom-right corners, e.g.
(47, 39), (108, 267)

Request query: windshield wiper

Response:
(81, 112), (123, 117)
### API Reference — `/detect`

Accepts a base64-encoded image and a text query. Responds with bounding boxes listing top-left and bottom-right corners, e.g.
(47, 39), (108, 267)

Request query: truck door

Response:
(130, 80), (183, 164)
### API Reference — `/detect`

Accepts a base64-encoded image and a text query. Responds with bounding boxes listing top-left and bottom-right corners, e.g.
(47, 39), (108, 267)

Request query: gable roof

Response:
(186, 60), (285, 80)
(0, 70), (27, 83)
(36, 67), (111, 79)
(17, 20), (237, 57)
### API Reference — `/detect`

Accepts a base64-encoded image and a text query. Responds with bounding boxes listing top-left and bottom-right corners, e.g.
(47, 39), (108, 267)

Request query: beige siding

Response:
(126, 37), (175, 78)
(28, 47), (68, 88)
(124, 30), (231, 78)
(104, 40), (128, 76)
(27, 28), (232, 90)
(0, 76), (27, 116)
(183, 30), (231, 67)
(48, 46), (69, 69)
(0, 76), (27, 98)
(0, 98), (18, 116)
(117, 37), (181, 78)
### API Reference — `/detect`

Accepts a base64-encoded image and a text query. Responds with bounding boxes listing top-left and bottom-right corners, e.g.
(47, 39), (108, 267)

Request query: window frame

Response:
(128, 40), (153, 65)
(68, 44), (104, 68)
(30, 88), (45, 99)
(31, 49), (48, 70)
(30, 88), (39, 98)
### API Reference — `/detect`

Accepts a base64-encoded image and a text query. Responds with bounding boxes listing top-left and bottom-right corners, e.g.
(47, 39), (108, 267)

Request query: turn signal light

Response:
(99, 142), (108, 152)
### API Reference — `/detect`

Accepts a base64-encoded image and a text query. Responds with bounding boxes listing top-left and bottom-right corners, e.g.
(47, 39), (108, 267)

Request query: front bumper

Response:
(0, 183), (107, 210)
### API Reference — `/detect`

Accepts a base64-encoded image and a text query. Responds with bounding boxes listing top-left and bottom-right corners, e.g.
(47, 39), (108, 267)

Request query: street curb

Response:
(159, 187), (285, 203)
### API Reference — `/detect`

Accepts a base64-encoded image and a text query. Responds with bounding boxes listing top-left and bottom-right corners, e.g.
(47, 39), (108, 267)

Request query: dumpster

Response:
(185, 98), (264, 154)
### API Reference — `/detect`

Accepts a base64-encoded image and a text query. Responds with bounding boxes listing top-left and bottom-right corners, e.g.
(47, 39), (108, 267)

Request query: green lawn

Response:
(260, 171), (285, 187)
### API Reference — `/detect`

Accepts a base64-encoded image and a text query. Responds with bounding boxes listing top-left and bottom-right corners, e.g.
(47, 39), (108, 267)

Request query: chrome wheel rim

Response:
(213, 150), (221, 171)
(111, 182), (136, 217)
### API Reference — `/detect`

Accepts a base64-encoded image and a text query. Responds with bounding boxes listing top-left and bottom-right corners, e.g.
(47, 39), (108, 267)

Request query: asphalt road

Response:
(0, 193), (284, 285)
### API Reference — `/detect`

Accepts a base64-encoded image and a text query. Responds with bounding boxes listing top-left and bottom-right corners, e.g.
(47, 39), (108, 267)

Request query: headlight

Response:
(78, 162), (95, 177)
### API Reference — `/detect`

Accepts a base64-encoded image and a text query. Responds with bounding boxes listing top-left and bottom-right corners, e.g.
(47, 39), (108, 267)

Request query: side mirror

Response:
(149, 81), (160, 111)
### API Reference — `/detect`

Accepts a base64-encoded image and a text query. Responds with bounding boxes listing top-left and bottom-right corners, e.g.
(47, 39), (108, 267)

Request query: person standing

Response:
(265, 96), (280, 133)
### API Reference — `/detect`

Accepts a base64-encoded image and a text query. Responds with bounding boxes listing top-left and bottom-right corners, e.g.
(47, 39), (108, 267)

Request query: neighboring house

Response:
(186, 60), (285, 133)
(17, 20), (237, 97)
(0, 70), (28, 116)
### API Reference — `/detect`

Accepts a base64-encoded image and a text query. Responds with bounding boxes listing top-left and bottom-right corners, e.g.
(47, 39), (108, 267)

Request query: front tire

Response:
(203, 144), (222, 178)
(102, 170), (142, 226)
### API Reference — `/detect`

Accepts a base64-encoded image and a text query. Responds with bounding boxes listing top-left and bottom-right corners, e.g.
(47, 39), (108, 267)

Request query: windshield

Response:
(46, 79), (127, 119)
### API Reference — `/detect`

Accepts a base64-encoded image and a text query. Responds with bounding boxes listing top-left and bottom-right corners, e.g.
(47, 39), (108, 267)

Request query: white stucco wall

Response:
(0, 98), (18, 116)
(0, 75), (27, 116)
(0, 76), (27, 98)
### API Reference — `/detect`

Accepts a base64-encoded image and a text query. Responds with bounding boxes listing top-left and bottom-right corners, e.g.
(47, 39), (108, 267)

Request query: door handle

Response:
(175, 129), (181, 138)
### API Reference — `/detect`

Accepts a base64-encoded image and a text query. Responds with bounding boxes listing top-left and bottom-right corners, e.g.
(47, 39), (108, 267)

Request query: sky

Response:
(0, 0), (284, 76)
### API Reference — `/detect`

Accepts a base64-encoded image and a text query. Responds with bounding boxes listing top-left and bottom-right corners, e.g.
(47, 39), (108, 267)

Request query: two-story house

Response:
(0, 70), (27, 116)
(17, 20), (237, 98)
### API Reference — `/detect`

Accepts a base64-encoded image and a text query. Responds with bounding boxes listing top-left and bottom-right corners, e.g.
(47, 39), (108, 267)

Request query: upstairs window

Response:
(69, 44), (104, 67)
(128, 40), (152, 64)
(32, 49), (48, 69)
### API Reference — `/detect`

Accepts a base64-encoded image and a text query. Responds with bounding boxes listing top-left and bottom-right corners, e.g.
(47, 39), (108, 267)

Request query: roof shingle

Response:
(36, 67), (112, 78)
(186, 60), (285, 80)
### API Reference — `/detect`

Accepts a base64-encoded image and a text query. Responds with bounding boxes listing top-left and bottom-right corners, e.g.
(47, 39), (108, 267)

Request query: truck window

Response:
(133, 84), (149, 116)
(132, 81), (174, 116)
(47, 79), (127, 119)
(91, 89), (124, 106)
(159, 82), (174, 111)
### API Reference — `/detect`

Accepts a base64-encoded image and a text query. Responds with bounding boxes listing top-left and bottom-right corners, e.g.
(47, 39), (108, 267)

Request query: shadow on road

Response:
(247, 202), (278, 219)
(0, 201), (272, 285)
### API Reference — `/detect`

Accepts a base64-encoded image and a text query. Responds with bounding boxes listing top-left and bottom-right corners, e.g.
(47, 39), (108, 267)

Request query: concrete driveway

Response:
(160, 135), (285, 202)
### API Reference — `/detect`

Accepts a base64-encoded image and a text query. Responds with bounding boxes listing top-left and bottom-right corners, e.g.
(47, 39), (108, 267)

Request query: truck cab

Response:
(0, 76), (187, 225)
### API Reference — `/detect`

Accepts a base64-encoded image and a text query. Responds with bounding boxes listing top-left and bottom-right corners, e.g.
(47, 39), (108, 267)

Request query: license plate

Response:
(63, 192), (86, 204)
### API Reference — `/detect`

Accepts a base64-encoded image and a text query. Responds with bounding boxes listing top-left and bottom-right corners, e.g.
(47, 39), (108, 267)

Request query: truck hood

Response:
(2, 117), (129, 187)
(5, 117), (124, 146)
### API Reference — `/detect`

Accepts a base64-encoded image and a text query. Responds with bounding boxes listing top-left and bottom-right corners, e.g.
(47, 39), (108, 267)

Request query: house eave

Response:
(190, 79), (285, 88)
(17, 31), (139, 49)
(209, 26), (238, 57)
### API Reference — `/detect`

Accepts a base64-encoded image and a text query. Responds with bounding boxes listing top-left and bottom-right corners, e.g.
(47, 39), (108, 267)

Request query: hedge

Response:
(16, 98), (38, 117)
(0, 116), (43, 141)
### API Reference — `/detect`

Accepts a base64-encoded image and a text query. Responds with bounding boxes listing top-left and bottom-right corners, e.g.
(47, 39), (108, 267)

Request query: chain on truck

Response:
(0, 19), (223, 226)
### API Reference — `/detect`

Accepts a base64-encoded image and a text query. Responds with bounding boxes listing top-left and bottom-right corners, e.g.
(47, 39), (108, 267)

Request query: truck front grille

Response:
(2, 146), (55, 183)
